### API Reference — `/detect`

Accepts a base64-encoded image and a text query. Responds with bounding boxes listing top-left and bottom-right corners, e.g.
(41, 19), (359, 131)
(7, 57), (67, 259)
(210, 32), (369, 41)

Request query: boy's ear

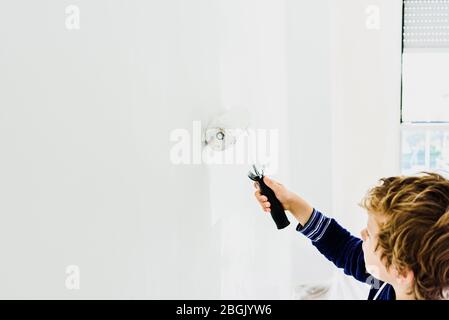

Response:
(393, 266), (414, 286)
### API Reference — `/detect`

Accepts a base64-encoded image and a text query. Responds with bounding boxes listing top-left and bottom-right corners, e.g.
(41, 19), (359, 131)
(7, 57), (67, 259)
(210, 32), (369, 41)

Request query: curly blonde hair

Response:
(360, 172), (449, 300)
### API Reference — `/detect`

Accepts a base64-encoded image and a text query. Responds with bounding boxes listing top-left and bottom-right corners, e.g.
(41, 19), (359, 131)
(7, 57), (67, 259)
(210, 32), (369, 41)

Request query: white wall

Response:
(0, 0), (403, 299)
(211, 0), (293, 299)
(0, 0), (222, 299)
(285, 0), (335, 287)
(330, 0), (402, 234)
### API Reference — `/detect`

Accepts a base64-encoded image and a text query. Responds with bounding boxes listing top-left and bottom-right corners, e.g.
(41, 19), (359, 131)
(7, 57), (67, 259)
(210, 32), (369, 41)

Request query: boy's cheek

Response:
(361, 239), (369, 253)
(363, 246), (389, 281)
(364, 251), (382, 278)
(361, 242), (371, 265)
(362, 244), (377, 269)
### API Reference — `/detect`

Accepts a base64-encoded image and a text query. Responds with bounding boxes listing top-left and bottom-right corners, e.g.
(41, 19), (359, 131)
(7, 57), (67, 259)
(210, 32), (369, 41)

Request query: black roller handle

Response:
(248, 165), (290, 229)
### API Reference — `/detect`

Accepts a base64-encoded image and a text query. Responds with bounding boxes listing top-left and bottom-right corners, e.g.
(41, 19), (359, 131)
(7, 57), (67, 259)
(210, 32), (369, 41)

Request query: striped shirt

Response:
(296, 208), (395, 300)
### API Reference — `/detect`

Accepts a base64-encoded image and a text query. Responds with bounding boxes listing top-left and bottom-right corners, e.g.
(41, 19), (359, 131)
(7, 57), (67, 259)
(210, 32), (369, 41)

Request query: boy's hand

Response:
(253, 176), (314, 226)
(253, 177), (295, 211)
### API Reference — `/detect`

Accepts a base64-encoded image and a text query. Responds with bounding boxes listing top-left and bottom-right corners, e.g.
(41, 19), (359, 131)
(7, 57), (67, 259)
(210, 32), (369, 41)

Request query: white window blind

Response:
(403, 0), (449, 48)
(402, 0), (449, 123)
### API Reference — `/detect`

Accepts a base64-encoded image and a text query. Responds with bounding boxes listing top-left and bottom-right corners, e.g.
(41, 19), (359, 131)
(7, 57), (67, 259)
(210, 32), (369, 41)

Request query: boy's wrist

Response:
(289, 196), (314, 226)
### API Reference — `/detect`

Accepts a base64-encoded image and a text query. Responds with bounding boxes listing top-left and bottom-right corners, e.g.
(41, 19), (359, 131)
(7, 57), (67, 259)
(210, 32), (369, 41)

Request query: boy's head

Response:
(359, 172), (449, 300)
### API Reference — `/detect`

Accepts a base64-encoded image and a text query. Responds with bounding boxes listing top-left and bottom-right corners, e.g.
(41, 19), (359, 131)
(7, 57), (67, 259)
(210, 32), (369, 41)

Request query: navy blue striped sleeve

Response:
(296, 208), (371, 284)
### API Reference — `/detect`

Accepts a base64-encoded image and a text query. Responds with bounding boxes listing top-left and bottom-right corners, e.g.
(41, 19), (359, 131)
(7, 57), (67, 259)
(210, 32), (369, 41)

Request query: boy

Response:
(253, 172), (449, 300)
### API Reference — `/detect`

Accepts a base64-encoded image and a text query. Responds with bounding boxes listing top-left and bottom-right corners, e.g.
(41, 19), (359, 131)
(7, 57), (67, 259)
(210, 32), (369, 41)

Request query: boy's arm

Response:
(296, 208), (371, 284)
(253, 177), (372, 284)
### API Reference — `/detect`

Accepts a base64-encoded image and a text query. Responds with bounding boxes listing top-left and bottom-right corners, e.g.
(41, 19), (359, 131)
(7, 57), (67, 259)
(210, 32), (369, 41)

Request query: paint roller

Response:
(203, 107), (290, 230)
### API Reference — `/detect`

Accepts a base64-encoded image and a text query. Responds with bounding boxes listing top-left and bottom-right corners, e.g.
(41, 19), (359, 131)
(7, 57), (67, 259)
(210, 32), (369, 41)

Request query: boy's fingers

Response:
(255, 197), (270, 210)
(264, 176), (277, 184)
(263, 176), (279, 191)
(253, 186), (270, 212)
(260, 201), (271, 212)
(254, 190), (268, 202)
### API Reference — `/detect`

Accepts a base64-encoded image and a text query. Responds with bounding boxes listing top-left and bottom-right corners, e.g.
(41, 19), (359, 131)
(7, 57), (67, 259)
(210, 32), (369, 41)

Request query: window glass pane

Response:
(402, 52), (449, 123)
(401, 126), (449, 175)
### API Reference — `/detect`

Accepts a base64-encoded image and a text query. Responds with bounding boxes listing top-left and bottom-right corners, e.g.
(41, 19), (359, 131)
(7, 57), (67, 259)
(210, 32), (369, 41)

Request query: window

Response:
(401, 124), (449, 175)
(401, 0), (449, 176)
